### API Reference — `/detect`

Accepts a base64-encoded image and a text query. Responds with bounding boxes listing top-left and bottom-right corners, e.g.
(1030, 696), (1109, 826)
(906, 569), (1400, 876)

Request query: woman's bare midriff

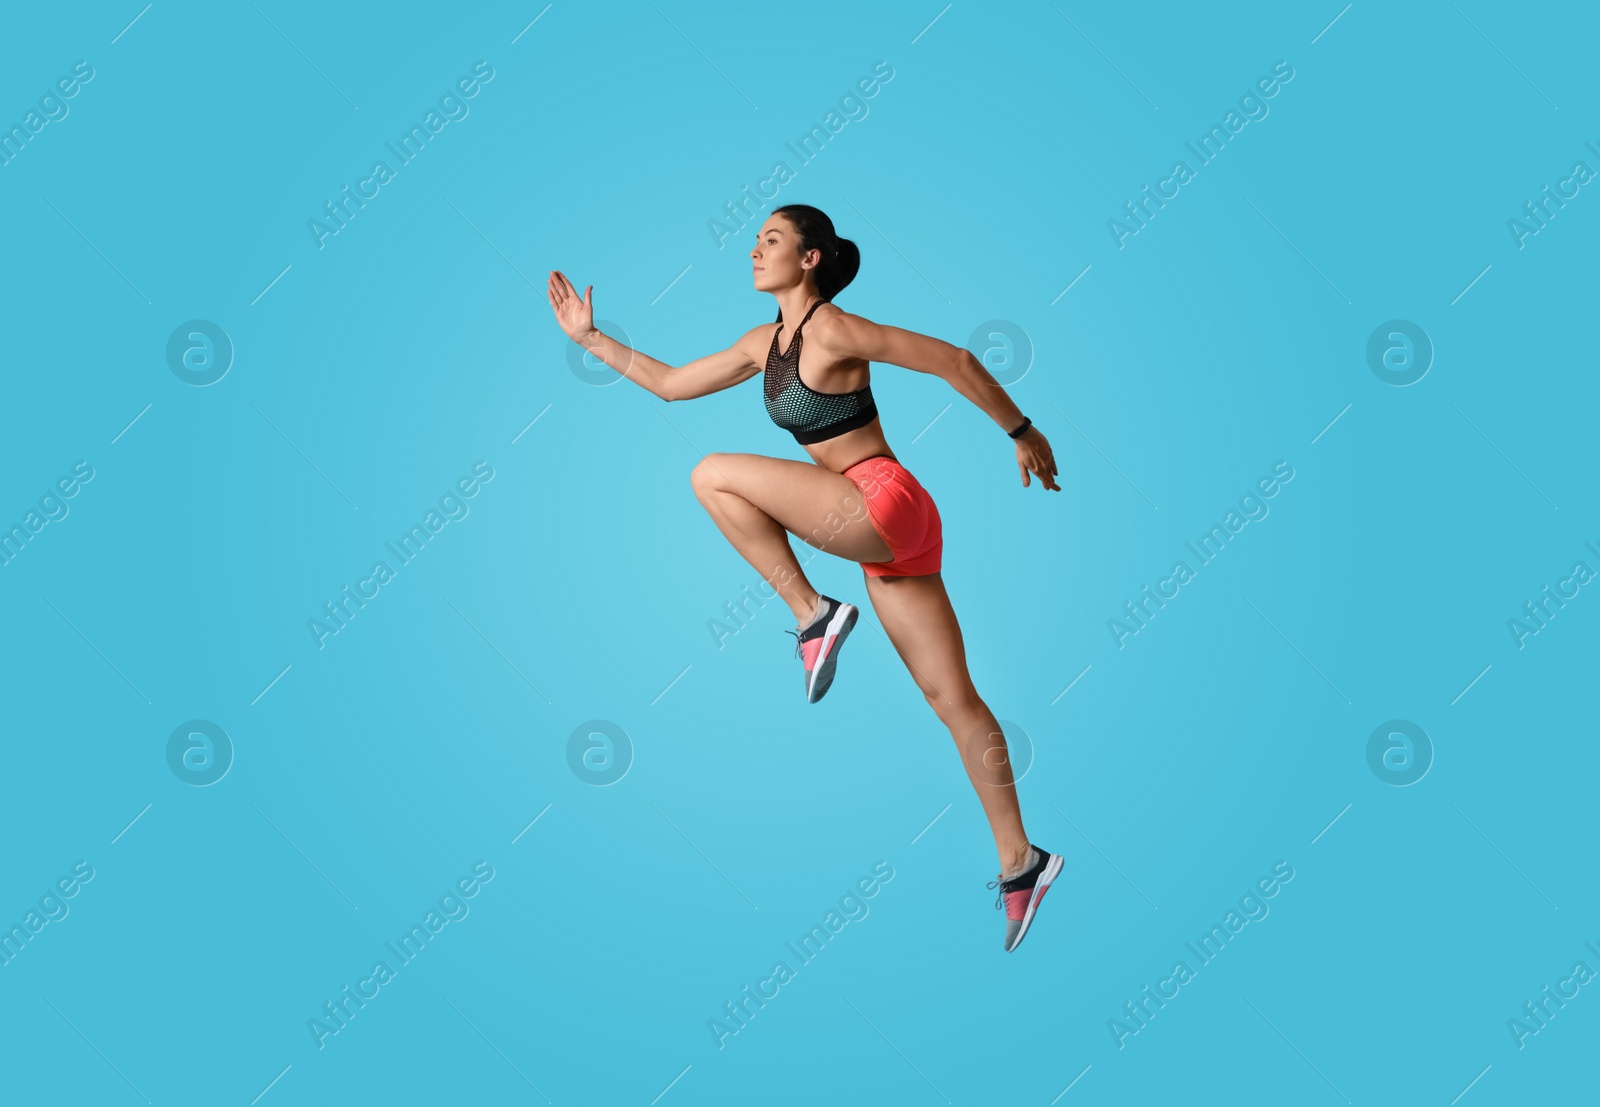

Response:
(804, 420), (897, 474)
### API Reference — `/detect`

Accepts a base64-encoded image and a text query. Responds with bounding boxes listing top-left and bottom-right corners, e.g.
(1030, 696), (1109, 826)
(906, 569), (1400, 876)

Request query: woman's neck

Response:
(776, 290), (820, 331)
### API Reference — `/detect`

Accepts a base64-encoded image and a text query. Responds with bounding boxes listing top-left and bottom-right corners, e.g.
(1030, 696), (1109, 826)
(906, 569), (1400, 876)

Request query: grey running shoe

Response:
(784, 594), (859, 704)
(987, 845), (1064, 952)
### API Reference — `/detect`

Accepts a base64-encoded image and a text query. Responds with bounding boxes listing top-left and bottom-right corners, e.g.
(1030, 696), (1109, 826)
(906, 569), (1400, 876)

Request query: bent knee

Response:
(689, 452), (734, 497)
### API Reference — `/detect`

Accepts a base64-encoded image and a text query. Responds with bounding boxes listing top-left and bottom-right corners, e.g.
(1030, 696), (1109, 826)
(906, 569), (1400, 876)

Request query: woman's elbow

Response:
(942, 347), (978, 382)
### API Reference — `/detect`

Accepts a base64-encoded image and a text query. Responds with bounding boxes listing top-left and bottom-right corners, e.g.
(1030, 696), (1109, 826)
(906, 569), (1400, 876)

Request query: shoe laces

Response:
(988, 852), (1033, 910)
(785, 627), (802, 658)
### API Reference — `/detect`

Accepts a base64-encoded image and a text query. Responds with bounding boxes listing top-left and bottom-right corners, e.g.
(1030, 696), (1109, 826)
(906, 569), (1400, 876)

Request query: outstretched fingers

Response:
(547, 271), (595, 337)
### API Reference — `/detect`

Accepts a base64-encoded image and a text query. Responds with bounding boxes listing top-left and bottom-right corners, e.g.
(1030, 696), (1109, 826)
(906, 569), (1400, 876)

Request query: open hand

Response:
(1016, 427), (1059, 491)
(547, 269), (594, 343)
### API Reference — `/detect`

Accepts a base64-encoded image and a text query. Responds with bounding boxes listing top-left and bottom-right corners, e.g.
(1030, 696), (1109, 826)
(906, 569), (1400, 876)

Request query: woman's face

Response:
(751, 216), (815, 292)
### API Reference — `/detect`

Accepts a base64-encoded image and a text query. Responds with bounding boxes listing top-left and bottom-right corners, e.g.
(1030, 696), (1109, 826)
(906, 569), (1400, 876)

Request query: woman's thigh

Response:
(691, 452), (892, 564)
(862, 572), (979, 715)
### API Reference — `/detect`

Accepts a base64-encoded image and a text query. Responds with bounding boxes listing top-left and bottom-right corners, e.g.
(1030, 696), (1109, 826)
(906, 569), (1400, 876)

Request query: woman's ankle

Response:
(792, 592), (822, 626)
(999, 842), (1033, 879)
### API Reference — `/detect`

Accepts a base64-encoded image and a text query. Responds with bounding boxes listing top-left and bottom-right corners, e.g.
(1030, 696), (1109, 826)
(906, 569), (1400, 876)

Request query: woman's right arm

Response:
(548, 269), (762, 401)
(575, 327), (763, 401)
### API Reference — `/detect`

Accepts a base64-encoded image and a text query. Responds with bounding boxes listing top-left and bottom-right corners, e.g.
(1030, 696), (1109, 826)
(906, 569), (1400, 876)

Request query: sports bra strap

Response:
(772, 299), (827, 361)
(789, 299), (825, 342)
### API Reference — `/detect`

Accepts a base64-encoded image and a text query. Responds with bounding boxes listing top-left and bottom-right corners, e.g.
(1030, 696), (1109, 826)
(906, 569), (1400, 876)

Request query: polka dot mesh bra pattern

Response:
(762, 302), (878, 445)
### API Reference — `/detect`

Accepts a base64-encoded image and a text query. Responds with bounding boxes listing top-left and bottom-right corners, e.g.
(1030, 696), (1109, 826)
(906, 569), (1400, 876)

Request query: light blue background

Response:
(1, 2), (1594, 1104)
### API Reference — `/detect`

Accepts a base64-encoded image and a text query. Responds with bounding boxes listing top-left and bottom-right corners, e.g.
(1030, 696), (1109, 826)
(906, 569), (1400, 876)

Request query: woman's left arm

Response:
(815, 312), (1060, 491)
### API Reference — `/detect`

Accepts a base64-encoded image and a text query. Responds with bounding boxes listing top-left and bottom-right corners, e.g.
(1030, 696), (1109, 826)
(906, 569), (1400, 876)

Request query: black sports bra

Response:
(763, 300), (878, 444)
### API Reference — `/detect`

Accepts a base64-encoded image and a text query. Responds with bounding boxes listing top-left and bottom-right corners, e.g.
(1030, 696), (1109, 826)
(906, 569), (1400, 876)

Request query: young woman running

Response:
(547, 204), (1063, 952)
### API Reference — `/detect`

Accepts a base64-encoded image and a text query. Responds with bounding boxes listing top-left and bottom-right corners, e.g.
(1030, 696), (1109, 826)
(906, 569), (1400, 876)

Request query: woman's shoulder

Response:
(802, 303), (869, 350)
(740, 321), (783, 368)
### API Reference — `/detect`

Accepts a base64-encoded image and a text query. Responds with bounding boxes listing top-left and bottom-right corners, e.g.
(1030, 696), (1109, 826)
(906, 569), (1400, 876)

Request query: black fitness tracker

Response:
(1007, 416), (1032, 439)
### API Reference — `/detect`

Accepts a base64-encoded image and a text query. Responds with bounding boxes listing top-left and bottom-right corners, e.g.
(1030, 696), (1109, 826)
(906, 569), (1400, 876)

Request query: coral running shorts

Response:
(842, 454), (943, 578)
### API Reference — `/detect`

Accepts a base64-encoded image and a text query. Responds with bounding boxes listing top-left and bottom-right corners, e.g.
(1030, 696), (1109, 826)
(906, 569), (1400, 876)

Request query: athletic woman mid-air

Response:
(547, 204), (1063, 952)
